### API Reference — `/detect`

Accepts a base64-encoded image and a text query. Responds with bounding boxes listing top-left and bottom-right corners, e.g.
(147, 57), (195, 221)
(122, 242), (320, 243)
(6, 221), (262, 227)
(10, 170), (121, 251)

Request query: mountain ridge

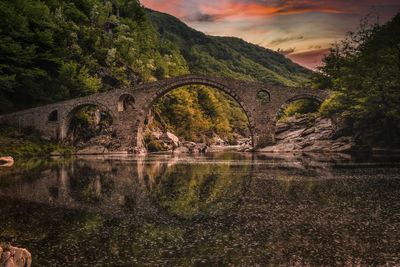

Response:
(146, 8), (312, 86)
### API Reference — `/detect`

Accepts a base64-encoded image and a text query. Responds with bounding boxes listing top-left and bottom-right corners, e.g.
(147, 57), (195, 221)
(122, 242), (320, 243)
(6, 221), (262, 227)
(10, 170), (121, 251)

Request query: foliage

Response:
(153, 85), (249, 142)
(152, 162), (248, 218)
(256, 91), (271, 103)
(0, 0), (189, 114)
(311, 13), (400, 146)
(277, 99), (320, 122)
(144, 133), (166, 152)
(0, 124), (73, 157)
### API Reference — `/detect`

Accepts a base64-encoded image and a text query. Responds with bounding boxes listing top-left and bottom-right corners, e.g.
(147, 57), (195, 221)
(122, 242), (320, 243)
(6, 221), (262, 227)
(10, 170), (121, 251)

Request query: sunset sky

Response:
(141, 0), (400, 69)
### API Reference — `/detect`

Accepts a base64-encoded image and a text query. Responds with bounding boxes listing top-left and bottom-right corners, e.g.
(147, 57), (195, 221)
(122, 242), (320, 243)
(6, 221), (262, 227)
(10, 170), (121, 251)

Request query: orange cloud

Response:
(141, 0), (184, 15)
(200, 1), (348, 20)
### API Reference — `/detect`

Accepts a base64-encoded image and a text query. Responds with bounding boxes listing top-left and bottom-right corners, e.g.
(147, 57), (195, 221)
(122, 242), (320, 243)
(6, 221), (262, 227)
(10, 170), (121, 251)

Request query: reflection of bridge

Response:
(0, 74), (330, 152)
(0, 154), (336, 217)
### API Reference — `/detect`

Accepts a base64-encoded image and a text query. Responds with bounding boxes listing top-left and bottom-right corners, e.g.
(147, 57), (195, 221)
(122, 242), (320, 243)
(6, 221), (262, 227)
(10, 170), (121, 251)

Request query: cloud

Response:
(182, 13), (218, 22)
(268, 36), (304, 46)
(287, 48), (331, 70)
(309, 45), (322, 49)
(276, 47), (296, 55)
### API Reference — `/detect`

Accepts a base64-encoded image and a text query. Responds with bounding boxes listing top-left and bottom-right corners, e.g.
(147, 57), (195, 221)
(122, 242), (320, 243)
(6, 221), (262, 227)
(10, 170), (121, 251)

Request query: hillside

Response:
(147, 9), (312, 86)
(0, 0), (189, 114)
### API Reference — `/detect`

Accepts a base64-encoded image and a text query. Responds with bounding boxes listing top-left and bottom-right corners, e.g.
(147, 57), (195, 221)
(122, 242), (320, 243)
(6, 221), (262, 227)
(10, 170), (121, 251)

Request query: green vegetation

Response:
(144, 132), (166, 152)
(0, 0), (188, 114)
(0, 124), (73, 157)
(152, 162), (248, 218)
(256, 91), (271, 103)
(147, 10), (311, 86)
(277, 99), (320, 122)
(153, 85), (249, 143)
(311, 13), (400, 147)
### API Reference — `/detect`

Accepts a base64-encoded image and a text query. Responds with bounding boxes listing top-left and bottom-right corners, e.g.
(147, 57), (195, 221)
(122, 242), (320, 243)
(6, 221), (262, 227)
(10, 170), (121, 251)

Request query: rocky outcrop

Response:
(259, 115), (356, 152)
(0, 244), (31, 267)
(0, 157), (14, 167)
(144, 129), (210, 153)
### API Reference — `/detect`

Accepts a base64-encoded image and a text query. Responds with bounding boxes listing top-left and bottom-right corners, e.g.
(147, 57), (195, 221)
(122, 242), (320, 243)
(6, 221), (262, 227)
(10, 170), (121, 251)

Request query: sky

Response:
(140, 0), (400, 69)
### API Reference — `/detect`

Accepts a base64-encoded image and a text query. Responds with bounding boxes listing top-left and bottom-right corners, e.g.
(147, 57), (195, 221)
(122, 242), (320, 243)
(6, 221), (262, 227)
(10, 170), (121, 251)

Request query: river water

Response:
(0, 152), (399, 266)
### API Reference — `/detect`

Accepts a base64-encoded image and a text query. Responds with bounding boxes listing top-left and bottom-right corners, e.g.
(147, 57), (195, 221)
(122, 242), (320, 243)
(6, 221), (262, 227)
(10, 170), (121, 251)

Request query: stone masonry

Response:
(0, 74), (330, 152)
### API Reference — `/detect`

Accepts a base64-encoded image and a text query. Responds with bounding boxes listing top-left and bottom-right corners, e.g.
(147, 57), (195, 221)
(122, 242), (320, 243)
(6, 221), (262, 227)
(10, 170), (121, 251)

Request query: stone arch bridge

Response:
(0, 74), (330, 152)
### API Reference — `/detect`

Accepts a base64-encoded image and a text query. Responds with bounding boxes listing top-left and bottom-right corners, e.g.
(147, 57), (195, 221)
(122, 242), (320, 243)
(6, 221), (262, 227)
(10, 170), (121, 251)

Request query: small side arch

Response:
(285, 94), (325, 105)
(256, 90), (271, 103)
(274, 94), (325, 123)
(48, 110), (58, 122)
(118, 94), (135, 112)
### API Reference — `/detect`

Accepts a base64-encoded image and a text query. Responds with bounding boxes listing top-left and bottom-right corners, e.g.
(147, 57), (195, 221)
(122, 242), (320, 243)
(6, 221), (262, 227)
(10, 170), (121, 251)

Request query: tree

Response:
(312, 13), (400, 147)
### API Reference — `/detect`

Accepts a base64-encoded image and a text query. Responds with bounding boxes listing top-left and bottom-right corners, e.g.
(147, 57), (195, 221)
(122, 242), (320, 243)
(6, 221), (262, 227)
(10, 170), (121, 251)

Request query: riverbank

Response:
(0, 124), (73, 158)
(259, 114), (355, 152)
(2, 114), (399, 158)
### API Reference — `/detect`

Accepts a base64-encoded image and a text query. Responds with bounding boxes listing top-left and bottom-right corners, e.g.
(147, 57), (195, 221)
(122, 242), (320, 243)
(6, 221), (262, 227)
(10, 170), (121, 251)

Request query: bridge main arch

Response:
(134, 75), (257, 149)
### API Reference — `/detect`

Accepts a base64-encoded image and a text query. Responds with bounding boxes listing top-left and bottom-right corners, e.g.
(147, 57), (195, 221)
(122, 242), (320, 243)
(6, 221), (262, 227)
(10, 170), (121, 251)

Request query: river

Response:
(1, 152), (399, 265)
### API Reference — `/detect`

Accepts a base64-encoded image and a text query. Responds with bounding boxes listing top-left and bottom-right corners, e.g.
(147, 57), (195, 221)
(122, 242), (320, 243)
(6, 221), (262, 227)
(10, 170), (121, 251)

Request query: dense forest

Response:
(0, 0), (188, 113)
(312, 13), (400, 147)
(0, 0), (312, 144)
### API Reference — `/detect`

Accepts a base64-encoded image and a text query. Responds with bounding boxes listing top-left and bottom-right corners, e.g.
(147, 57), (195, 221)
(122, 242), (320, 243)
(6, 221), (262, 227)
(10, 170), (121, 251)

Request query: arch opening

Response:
(256, 90), (271, 103)
(142, 82), (253, 152)
(118, 94), (135, 112)
(48, 110), (58, 122)
(277, 98), (322, 123)
(66, 104), (113, 145)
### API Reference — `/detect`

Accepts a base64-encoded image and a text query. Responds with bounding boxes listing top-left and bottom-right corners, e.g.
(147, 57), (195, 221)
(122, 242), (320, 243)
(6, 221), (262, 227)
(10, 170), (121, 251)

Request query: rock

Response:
(173, 146), (190, 153)
(182, 141), (196, 151)
(76, 146), (109, 155)
(151, 129), (163, 139)
(194, 143), (208, 153)
(275, 123), (290, 134)
(316, 118), (332, 129)
(260, 115), (356, 152)
(0, 244), (32, 267)
(332, 115), (353, 137)
(40, 135), (52, 142)
(159, 131), (180, 148)
(301, 127), (315, 137)
(212, 134), (225, 145)
(50, 151), (62, 157)
(181, 141), (208, 153)
(0, 156), (14, 167)
(276, 128), (306, 141)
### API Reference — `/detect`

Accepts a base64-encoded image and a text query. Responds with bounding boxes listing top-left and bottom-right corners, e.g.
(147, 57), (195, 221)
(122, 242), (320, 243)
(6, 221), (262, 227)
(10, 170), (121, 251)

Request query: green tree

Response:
(312, 13), (400, 146)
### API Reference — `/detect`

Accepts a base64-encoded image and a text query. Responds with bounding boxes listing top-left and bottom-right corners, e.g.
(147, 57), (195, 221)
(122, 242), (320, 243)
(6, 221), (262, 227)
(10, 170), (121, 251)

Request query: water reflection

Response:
(0, 152), (400, 265)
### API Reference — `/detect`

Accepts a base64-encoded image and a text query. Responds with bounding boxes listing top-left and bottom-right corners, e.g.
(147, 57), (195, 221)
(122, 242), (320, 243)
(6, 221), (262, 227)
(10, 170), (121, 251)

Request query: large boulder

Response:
(0, 157), (14, 167)
(0, 244), (31, 267)
(260, 115), (356, 152)
(159, 132), (180, 147)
